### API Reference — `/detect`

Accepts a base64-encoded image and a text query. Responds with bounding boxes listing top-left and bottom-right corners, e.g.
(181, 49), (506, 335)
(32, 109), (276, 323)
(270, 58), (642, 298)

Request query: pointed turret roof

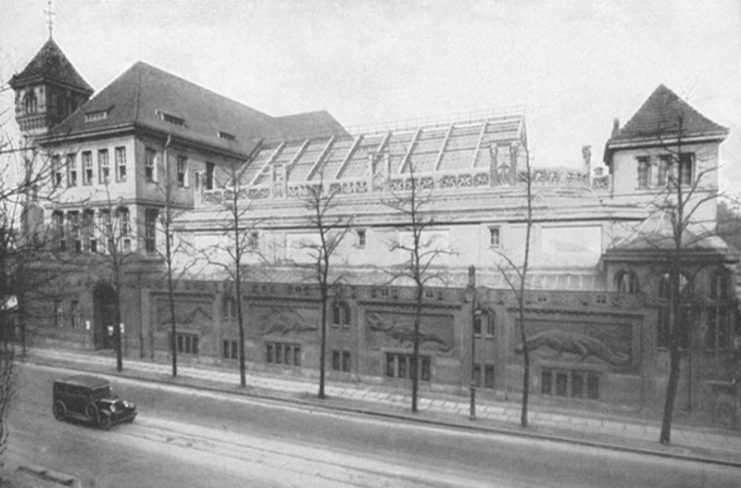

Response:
(9, 38), (93, 94)
(608, 85), (728, 144)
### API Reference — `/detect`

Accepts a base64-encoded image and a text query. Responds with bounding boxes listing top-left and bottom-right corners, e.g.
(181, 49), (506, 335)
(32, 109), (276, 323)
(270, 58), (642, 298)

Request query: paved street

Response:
(7, 361), (741, 487)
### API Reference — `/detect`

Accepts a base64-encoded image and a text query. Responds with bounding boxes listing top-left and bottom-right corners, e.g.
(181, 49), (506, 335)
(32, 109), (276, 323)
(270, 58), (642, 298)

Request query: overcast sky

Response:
(1, 0), (739, 187)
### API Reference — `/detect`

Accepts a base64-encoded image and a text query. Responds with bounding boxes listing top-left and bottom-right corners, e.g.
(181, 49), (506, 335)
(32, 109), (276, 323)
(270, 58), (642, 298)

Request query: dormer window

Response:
(85, 108), (110, 122)
(156, 109), (185, 127)
(218, 131), (236, 141)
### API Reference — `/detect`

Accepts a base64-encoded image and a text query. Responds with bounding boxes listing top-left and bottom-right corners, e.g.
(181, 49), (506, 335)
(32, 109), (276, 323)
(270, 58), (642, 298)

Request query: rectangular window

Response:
(175, 333), (199, 355)
(706, 306), (730, 350)
(53, 211), (65, 251)
(473, 363), (482, 387)
(223, 340), (239, 360)
(82, 151), (93, 185)
(205, 162), (215, 190)
(357, 229), (366, 248)
(265, 342), (300, 366)
(145, 148), (157, 182)
(66, 154), (77, 187)
(98, 149), (110, 184)
(70, 300), (80, 329)
(51, 155), (63, 187)
(145, 208), (158, 253)
(489, 226), (501, 247)
(83, 210), (94, 252)
(177, 155), (187, 187)
(117, 207), (131, 252)
(484, 364), (495, 389)
(636, 156), (650, 189)
(55, 300), (63, 327)
(68, 211), (81, 252)
(332, 350), (341, 371)
(679, 153), (693, 187)
(222, 296), (236, 320)
(541, 368), (599, 400)
(657, 155), (670, 187)
(100, 209), (112, 253)
(385, 353), (431, 381)
(342, 350), (351, 372)
(115, 147), (126, 181)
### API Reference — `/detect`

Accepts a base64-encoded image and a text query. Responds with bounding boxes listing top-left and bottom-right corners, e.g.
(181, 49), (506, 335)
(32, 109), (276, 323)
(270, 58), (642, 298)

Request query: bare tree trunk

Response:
(411, 284), (422, 413)
(318, 286), (328, 399)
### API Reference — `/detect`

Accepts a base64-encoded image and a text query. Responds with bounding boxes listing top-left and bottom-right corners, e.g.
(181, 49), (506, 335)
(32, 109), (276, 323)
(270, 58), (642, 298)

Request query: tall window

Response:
(52, 211), (65, 251)
(115, 147), (127, 181)
(51, 155), (63, 187)
(474, 309), (496, 337)
(100, 209), (113, 253)
(175, 333), (199, 355)
(68, 211), (81, 252)
(205, 162), (215, 190)
(706, 269), (731, 350)
(331, 300), (351, 328)
(332, 350), (351, 372)
(98, 149), (110, 184)
(678, 153), (693, 187)
(656, 155), (670, 187)
(177, 155), (188, 187)
(223, 340), (239, 360)
(222, 296), (237, 320)
(145, 148), (157, 182)
(82, 151), (93, 185)
(23, 90), (37, 114)
(657, 273), (691, 349)
(54, 300), (63, 327)
(66, 154), (77, 187)
(145, 208), (158, 253)
(70, 300), (81, 329)
(489, 226), (501, 248)
(636, 157), (650, 189)
(356, 229), (366, 248)
(83, 210), (95, 252)
(614, 270), (640, 294)
(117, 207), (130, 252)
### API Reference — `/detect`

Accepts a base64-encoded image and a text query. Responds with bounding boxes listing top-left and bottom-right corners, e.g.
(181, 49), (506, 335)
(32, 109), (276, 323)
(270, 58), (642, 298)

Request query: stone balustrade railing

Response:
(201, 168), (612, 204)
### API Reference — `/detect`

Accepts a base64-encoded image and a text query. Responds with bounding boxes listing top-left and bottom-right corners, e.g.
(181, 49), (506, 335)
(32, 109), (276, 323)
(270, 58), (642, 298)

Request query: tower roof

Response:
(608, 85), (728, 144)
(9, 38), (93, 94)
(44, 61), (346, 156)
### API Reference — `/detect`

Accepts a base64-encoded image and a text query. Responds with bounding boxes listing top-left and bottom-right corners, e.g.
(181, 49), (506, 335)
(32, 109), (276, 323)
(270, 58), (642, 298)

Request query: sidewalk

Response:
(23, 347), (741, 468)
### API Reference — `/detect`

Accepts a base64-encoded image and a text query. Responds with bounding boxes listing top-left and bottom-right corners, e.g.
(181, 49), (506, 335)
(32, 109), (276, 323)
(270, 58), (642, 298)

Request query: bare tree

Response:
(493, 155), (535, 428)
(301, 180), (352, 399)
(381, 160), (452, 413)
(200, 144), (263, 387)
(153, 135), (198, 377)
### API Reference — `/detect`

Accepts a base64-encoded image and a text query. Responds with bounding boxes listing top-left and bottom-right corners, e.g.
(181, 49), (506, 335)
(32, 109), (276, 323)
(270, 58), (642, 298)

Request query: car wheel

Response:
(85, 402), (99, 423)
(99, 414), (112, 430)
(53, 401), (66, 421)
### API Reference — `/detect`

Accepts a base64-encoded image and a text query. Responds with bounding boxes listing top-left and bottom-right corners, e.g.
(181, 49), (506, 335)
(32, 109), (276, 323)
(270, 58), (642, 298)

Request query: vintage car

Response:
(52, 375), (137, 429)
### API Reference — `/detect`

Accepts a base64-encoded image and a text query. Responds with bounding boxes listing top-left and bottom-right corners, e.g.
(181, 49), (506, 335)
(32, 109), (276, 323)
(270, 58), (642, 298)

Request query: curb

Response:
(28, 356), (741, 471)
(16, 463), (81, 487)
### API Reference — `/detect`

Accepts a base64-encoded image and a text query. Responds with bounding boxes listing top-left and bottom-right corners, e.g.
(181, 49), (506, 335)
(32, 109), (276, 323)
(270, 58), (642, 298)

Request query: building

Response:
(10, 38), (740, 426)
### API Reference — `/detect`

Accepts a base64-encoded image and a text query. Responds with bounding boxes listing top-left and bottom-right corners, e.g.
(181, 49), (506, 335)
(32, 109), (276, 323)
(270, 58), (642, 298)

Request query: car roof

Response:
(54, 375), (110, 389)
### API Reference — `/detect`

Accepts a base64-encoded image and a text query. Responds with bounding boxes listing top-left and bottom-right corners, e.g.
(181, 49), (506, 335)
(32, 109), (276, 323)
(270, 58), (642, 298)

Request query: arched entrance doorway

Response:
(93, 283), (117, 350)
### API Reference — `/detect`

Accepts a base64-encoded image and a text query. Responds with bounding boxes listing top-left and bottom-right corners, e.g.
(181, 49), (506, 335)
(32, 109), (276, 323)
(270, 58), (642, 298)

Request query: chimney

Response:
(611, 118), (620, 137)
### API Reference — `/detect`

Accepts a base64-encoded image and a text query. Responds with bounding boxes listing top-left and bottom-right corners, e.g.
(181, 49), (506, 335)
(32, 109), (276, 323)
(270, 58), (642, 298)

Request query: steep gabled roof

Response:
(9, 38), (93, 93)
(273, 111), (349, 140)
(609, 85), (728, 144)
(45, 62), (346, 155)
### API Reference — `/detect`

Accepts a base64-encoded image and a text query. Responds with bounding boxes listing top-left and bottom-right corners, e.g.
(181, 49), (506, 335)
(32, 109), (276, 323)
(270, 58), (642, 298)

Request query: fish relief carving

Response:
(516, 329), (629, 366)
(367, 312), (451, 353)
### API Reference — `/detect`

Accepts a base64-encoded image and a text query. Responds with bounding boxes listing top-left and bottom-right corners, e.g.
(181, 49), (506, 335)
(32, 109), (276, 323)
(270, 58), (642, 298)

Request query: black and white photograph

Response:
(0, 1), (740, 486)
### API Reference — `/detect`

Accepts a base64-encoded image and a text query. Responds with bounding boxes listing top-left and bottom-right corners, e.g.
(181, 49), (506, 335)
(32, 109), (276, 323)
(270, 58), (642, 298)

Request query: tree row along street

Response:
(6, 363), (740, 487)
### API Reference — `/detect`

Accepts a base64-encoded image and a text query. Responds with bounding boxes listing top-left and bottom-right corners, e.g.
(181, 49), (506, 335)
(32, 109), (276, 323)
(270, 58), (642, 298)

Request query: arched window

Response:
(331, 300), (351, 328)
(23, 90), (38, 114)
(614, 270), (640, 294)
(658, 272), (691, 299)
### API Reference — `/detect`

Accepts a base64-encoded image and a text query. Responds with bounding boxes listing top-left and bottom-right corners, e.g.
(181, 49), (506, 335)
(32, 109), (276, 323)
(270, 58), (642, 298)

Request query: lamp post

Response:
(469, 265), (477, 420)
